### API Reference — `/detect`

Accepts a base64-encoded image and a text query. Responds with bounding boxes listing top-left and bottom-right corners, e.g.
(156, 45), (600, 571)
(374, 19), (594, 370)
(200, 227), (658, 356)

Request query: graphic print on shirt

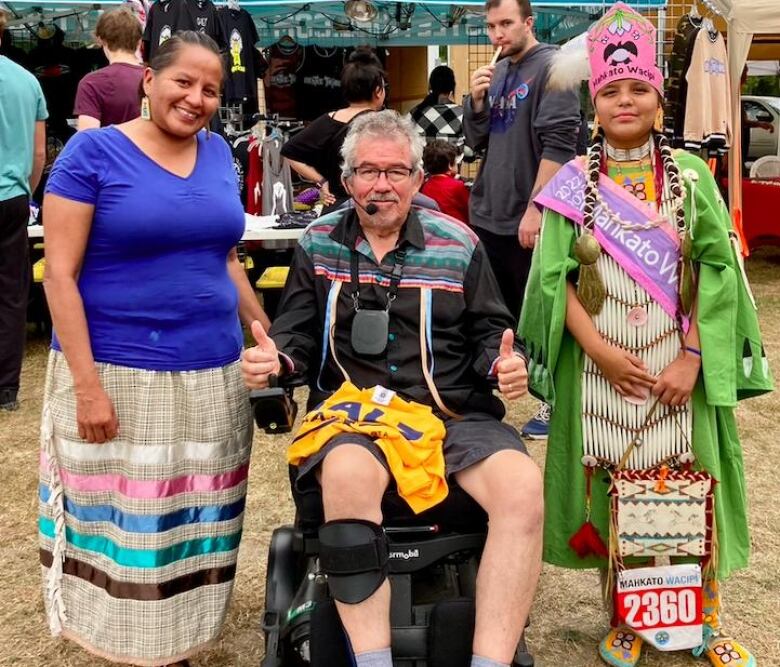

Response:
(159, 25), (172, 44)
(703, 57), (726, 75)
(230, 29), (245, 73)
(489, 69), (535, 133)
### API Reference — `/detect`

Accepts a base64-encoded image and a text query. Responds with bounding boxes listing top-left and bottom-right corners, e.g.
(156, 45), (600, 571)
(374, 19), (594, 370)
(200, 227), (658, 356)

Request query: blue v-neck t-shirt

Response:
(46, 126), (245, 371)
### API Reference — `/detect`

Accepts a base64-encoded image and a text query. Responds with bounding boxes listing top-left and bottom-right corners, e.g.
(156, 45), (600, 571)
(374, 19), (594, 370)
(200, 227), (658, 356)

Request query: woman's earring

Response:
(654, 106), (665, 133)
(140, 96), (151, 121)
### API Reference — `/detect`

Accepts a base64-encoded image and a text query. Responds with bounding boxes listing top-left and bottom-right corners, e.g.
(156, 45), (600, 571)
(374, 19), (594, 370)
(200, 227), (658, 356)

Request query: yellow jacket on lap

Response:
(288, 381), (448, 514)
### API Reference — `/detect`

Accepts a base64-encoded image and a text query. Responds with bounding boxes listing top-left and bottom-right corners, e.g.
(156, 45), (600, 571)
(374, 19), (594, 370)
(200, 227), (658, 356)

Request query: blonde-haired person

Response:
(40, 31), (269, 667)
(75, 7), (144, 130)
(520, 3), (771, 667)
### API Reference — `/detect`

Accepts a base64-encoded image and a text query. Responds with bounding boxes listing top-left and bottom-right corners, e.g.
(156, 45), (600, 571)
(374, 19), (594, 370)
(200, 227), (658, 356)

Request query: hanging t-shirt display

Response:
(143, 0), (226, 60)
(143, 0), (177, 59)
(263, 39), (303, 118)
(231, 134), (250, 205)
(262, 136), (293, 216)
(27, 26), (78, 134)
(217, 7), (262, 104)
(683, 26), (731, 151)
(664, 14), (701, 146)
(245, 139), (263, 215)
(296, 46), (345, 120)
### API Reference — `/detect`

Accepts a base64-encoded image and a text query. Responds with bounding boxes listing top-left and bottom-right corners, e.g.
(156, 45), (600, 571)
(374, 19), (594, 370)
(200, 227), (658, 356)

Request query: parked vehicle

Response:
(742, 96), (780, 159)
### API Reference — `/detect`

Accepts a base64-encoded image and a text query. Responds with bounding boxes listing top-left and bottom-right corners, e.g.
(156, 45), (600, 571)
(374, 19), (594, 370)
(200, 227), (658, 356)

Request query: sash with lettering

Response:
(535, 159), (688, 332)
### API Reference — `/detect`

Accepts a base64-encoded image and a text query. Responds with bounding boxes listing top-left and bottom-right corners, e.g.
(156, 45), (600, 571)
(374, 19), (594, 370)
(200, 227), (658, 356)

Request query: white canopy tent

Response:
(710, 0), (780, 249)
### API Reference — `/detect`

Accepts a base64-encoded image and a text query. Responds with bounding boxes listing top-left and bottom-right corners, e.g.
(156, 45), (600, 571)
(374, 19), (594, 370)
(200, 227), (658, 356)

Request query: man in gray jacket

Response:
(464, 0), (579, 438)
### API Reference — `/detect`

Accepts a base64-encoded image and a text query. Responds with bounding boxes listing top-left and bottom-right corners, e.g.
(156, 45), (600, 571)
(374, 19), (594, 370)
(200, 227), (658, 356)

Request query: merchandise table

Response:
(27, 214), (307, 243)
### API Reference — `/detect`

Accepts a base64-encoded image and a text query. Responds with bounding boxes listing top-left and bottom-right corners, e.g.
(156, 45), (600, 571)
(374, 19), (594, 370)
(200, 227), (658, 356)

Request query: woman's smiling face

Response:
(143, 44), (223, 138)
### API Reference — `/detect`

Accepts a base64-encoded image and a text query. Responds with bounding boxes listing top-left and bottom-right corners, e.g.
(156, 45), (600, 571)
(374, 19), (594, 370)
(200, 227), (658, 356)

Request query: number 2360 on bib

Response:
(615, 563), (703, 651)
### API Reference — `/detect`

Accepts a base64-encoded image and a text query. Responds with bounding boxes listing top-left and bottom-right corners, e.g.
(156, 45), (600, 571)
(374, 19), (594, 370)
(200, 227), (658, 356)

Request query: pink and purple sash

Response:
(535, 159), (687, 330)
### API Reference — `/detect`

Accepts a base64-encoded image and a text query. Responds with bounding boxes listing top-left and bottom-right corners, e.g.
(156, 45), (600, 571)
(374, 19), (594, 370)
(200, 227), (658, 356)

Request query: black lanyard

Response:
(350, 246), (407, 311)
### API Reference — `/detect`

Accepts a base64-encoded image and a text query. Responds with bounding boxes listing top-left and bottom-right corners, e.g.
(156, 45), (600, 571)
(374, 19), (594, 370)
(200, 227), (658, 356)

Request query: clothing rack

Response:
(659, 0), (725, 62)
(219, 103), (248, 136)
(252, 113), (306, 129)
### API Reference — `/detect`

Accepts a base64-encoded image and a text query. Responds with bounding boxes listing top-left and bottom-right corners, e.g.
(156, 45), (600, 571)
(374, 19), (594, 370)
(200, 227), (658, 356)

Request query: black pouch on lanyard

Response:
(351, 309), (390, 356)
(349, 247), (405, 357)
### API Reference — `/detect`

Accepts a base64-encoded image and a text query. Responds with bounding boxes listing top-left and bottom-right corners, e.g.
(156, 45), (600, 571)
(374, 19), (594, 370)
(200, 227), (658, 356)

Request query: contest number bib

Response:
(615, 564), (703, 651)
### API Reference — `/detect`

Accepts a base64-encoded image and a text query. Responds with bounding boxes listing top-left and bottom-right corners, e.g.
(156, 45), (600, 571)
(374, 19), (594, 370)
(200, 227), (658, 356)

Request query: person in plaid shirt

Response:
(409, 66), (465, 154)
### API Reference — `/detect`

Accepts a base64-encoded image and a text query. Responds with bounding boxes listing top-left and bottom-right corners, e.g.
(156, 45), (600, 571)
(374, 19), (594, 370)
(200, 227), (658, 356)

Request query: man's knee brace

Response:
(318, 519), (388, 604)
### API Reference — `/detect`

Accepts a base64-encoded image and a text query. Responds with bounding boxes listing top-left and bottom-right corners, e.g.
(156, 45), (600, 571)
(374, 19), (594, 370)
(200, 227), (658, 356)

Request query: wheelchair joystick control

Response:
(250, 373), (298, 434)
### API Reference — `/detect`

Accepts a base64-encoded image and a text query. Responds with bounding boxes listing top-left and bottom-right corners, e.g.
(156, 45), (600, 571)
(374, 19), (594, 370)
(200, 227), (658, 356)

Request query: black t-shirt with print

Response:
(217, 7), (261, 103)
(263, 41), (303, 118)
(143, 0), (226, 60)
(295, 46), (345, 121)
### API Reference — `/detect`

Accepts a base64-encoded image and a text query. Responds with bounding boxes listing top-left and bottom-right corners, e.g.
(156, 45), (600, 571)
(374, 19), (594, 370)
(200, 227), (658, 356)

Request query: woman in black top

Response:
(281, 47), (385, 208)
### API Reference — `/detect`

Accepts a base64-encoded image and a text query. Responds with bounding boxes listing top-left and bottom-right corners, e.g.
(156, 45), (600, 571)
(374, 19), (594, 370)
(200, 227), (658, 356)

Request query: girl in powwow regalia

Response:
(519, 4), (772, 666)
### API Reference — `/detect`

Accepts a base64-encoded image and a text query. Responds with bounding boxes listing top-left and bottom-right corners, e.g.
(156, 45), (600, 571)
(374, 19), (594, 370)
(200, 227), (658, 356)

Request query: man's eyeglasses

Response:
(352, 166), (414, 183)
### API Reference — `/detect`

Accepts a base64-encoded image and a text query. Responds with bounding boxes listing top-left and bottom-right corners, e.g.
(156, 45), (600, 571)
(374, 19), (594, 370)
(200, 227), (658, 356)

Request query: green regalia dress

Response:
(520, 151), (773, 581)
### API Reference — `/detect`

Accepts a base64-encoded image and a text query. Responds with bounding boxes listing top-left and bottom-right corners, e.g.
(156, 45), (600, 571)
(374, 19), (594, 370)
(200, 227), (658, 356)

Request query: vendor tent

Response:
(1, 0), (665, 46)
(710, 0), (780, 247)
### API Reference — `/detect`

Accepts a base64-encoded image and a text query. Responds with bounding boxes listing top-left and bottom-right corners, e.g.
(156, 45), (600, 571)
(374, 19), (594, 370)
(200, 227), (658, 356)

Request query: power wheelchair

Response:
(251, 378), (535, 667)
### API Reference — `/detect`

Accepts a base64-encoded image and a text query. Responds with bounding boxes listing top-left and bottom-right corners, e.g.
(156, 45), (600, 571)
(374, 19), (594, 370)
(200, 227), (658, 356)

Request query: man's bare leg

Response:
(320, 444), (392, 654)
(455, 450), (544, 664)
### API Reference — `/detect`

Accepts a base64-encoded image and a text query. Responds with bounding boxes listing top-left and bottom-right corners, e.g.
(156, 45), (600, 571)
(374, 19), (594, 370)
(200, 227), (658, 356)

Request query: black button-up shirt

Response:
(270, 207), (526, 418)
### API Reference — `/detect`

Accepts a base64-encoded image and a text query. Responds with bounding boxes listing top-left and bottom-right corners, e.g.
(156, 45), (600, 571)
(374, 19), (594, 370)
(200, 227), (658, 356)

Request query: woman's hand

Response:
(319, 181), (337, 206)
(652, 352), (701, 406)
(75, 383), (119, 443)
(591, 343), (657, 400)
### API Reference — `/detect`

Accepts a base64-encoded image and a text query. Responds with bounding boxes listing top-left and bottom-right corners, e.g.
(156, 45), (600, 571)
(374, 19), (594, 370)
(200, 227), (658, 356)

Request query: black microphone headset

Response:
(343, 177), (379, 215)
(355, 201), (379, 215)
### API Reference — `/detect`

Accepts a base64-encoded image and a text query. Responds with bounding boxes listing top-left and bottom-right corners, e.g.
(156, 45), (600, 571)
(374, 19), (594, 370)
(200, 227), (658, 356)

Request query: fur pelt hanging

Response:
(547, 31), (591, 92)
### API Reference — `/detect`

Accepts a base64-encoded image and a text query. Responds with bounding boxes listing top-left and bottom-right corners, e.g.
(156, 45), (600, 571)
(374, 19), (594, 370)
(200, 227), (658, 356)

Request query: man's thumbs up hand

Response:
(251, 320), (274, 349)
(242, 320), (282, 389)
(499, 328), (515, 360)
(495, 328), (528, 401)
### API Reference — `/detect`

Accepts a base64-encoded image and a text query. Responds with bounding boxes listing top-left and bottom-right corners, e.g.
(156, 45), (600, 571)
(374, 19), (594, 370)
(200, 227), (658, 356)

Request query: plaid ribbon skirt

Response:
(38, 351), (253, 666)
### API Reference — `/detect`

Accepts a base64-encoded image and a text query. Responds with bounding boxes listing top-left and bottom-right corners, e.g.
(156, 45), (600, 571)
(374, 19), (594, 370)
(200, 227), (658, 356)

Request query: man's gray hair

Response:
(340, 109), (425, 180)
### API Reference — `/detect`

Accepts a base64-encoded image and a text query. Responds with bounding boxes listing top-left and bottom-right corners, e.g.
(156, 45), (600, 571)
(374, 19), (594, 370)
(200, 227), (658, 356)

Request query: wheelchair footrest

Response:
(427, 598), (475, 667)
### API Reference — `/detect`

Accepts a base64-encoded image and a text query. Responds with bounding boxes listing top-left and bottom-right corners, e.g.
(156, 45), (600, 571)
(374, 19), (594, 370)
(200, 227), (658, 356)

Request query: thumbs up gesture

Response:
(242, 320), (282, 389)
(496, 328), (528, 401)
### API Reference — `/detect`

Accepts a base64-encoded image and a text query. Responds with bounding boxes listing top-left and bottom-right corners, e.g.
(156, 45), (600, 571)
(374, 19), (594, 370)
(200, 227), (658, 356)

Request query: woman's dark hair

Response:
(341, 47), (386, 103)
(140, 31), (224, 101)
(420, 65), (456, 108)
(423, 139), (458, 175)
(149, 30), (222, 74)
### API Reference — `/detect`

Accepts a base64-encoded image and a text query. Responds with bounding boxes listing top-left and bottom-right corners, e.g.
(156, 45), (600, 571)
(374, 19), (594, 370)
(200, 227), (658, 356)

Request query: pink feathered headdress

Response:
(587, 2), (663, 99)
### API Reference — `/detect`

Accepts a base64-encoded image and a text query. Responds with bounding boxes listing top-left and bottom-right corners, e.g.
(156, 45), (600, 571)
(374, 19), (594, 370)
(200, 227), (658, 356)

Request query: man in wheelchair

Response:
(242, 110), (543, 667)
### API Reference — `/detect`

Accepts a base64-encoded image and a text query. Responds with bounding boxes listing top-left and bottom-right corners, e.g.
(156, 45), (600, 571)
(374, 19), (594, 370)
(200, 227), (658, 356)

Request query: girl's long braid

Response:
(653, 131), (687, 234)
(583, 129), (604, 232)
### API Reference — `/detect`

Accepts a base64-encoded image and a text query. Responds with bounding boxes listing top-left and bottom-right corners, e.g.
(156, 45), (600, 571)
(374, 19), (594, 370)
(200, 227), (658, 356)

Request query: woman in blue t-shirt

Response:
(38, 31), (268, 667)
